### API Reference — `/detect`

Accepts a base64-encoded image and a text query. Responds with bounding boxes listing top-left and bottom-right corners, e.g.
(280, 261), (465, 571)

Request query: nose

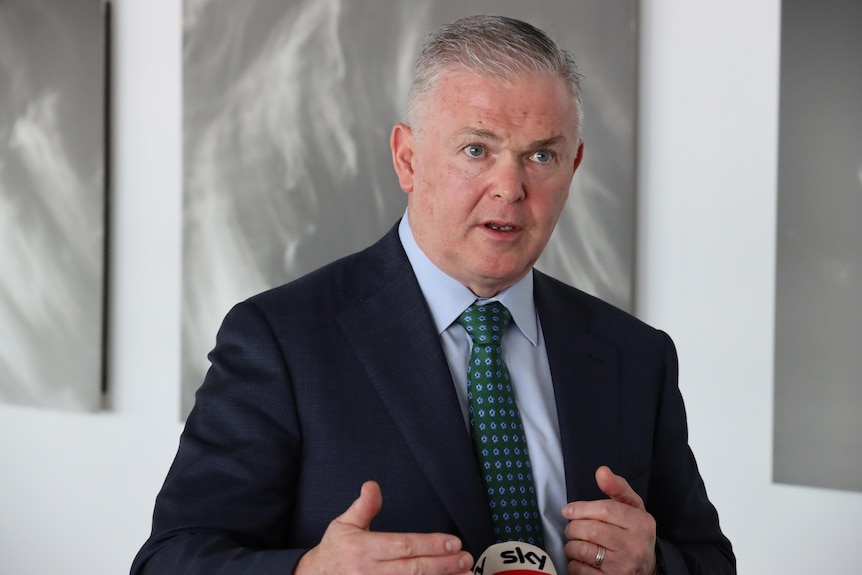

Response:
(491, 157), (526, 203)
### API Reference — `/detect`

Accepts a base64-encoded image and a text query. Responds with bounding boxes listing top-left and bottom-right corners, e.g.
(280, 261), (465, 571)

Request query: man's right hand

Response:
(295, 481), (474, 575)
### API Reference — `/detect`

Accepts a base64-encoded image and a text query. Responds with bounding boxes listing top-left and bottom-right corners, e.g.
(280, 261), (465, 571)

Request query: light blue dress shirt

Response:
(398, 213), (568, 572)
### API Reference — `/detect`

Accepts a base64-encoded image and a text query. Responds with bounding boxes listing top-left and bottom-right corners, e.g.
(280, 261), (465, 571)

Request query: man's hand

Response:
(561, 466), (656, 575)
(295, 481), (474, 575)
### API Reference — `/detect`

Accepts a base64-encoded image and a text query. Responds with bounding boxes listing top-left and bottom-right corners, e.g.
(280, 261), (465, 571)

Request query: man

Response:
(132, 15), (735, 575)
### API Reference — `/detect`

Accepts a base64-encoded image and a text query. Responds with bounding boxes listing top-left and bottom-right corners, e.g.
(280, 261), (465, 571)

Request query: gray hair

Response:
(405, 15), (583, 131)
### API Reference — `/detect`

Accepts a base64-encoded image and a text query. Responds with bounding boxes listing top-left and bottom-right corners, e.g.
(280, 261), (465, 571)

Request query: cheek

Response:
(424, 171), (475, 215)
(412, 175), (450, 224)
(534, 184), (570, 223)
(412, 154), (487, 224)
(551, 179), (572, 209)
(555, 188), (571, 214)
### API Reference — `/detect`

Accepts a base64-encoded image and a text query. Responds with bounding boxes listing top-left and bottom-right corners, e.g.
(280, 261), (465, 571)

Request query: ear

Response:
(390, 122), (415, 194)
(572, 139), (585, 174)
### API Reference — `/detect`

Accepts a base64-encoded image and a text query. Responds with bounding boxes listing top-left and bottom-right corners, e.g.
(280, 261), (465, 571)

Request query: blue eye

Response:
(531, 150), (554, 163)
(464, 144), (485, 158)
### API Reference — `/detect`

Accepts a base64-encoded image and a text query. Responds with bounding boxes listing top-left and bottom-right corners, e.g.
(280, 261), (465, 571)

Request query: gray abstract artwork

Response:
(774, 0), (862, 492)
(0, 0), (107, 411)
(182, 0), (638, 417)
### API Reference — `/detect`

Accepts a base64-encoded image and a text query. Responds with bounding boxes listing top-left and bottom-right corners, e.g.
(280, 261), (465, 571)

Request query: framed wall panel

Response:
(774, 0), (862, 492)
(0, 0), (108, 411)
(182, 0), (638, 417)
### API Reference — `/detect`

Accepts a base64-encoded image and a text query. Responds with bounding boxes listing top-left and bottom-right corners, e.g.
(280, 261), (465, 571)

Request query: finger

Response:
(563, 511), (611, 542)
(564, 539), (607, 570)
(336, 480), (383, 530)
(561, 498), (618, 523)
(298, 531), (472, 575)
(367, 530), (469, 561)
(595, 466), (645, 511)
(380, 546), (474, 575)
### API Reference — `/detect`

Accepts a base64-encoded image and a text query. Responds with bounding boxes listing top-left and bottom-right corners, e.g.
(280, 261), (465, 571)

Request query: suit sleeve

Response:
(648, 332), (736, 575)
(131, 301), (307, 574)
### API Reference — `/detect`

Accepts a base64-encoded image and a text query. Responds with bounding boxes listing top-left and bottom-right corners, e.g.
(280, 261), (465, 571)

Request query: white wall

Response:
(0, 1), (185, 574)
(638, 1), (862, 573)
(0, 0), (859, 573)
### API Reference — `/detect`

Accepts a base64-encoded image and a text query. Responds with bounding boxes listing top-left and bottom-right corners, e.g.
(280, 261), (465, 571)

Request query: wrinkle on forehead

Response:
(411, 70), (580, 140)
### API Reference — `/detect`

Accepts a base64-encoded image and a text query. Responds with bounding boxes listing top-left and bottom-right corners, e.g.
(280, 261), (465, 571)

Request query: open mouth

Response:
(486, 223), (516, 232)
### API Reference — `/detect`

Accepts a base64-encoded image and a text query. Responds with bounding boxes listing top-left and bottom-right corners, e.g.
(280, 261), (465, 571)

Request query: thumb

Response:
(595, 466), (646, 511)
(336, 480), (383, 530)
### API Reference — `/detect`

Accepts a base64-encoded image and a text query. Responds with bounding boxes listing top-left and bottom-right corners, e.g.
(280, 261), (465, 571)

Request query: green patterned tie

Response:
(457, 302), (544, 546)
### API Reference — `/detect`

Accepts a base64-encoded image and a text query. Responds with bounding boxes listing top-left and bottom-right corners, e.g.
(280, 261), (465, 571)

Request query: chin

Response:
(474, 267), (528, 290)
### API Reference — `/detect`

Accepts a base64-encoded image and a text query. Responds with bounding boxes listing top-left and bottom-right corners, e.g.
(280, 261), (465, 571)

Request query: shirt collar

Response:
(398, 211), (539, 346)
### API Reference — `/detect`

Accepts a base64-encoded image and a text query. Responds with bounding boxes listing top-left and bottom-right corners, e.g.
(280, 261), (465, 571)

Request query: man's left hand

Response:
(561, 466), (657, 575)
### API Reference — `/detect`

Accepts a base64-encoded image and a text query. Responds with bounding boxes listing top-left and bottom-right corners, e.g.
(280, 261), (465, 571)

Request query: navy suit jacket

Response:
(132, 224), (734, 574)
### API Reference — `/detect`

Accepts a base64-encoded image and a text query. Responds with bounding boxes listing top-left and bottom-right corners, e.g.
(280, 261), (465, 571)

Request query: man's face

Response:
(391, 69), (584, 297)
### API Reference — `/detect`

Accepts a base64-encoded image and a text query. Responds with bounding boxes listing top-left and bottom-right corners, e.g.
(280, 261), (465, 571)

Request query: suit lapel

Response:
(337, 230), (495, 552)
(535, 272), (621, 503)
(335, 231), (621, 545)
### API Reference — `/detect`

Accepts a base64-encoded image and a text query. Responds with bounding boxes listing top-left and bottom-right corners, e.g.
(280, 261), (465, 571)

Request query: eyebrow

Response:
(530, 135), (567, 149)
(457, 128), (567, 149)
(459, 128), (502, 142)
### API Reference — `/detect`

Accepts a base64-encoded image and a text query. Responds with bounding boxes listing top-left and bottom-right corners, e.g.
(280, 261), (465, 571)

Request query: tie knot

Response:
(457, 303), (512, 346)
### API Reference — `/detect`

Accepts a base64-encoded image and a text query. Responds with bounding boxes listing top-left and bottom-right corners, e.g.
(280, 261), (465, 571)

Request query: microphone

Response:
(472, 541), (557, 575)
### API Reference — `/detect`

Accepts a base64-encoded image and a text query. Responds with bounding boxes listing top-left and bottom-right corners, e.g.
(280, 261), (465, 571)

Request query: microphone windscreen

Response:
(473, 541), (557, 575)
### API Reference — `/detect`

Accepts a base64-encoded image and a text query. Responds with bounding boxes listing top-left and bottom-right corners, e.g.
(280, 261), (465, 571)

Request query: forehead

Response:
(421, 69), (580, 141)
